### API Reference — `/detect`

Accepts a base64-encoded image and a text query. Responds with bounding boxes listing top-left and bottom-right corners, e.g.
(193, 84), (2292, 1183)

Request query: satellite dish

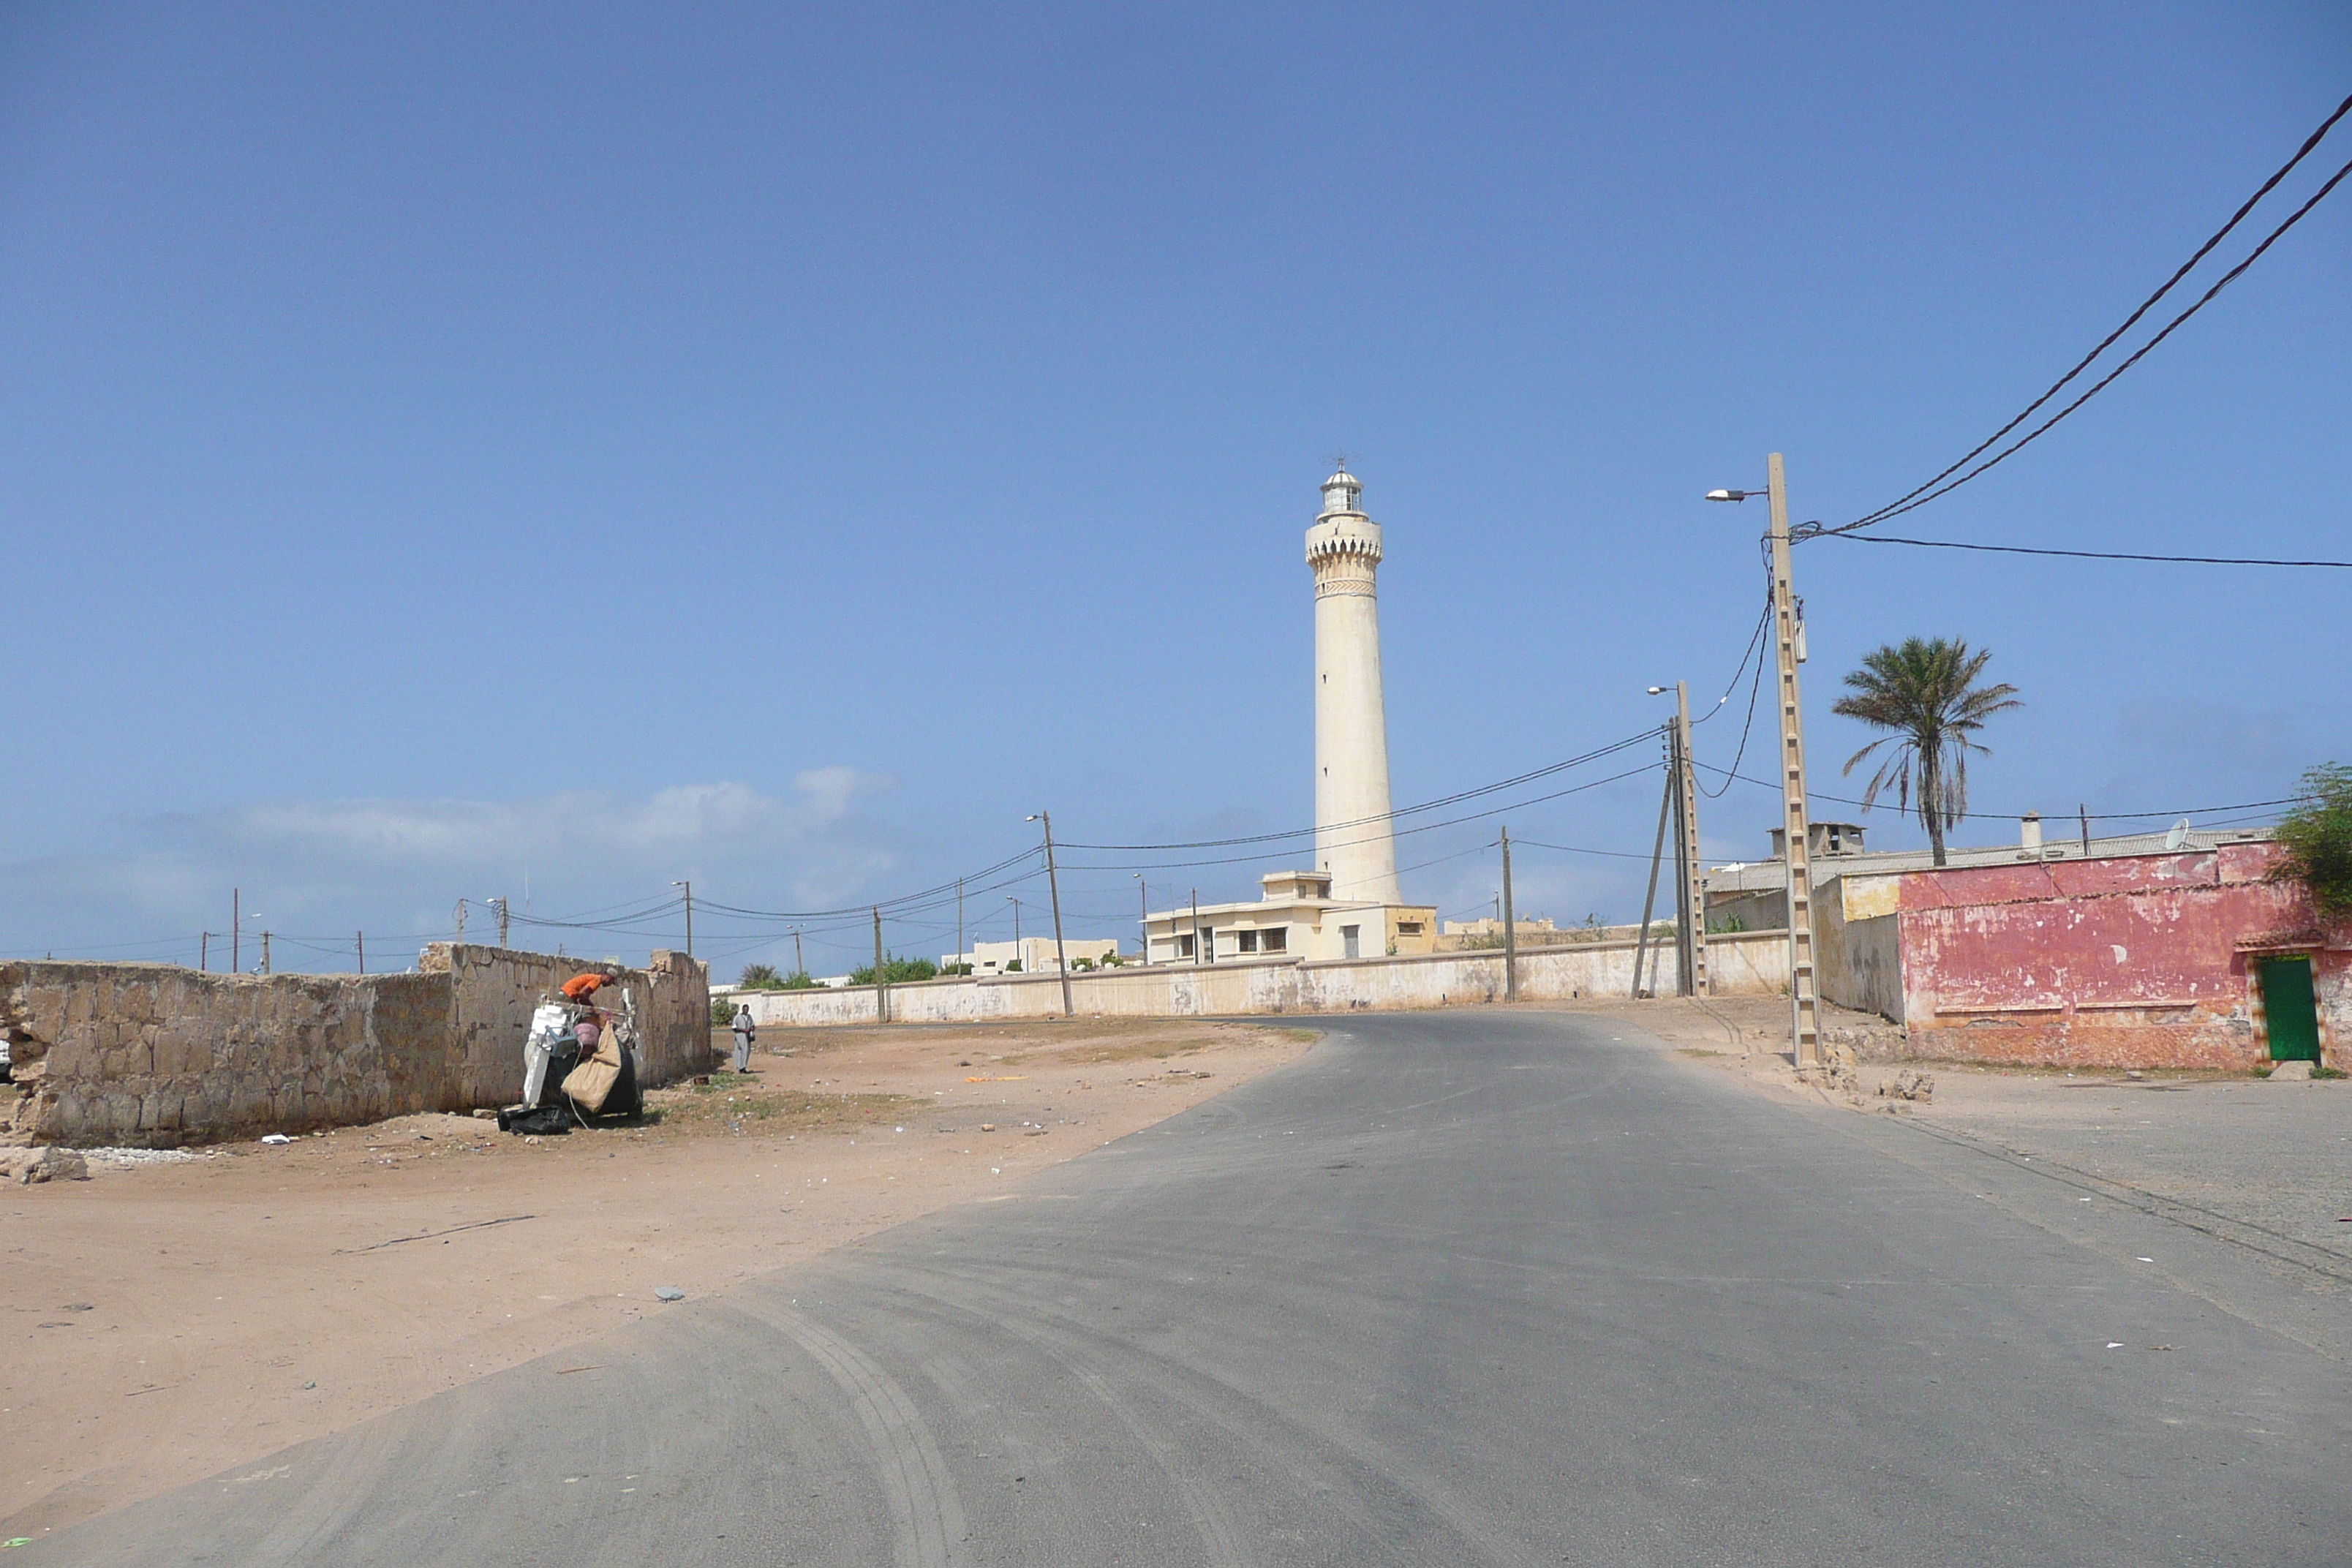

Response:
(2164, 818), (2190, 852)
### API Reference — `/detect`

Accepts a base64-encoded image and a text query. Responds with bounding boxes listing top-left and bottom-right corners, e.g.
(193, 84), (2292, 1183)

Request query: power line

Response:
(1689, 759), (2305, 823)
(1828, 91), (2352, 535)
(1502, 837), (1656, 862)
(1063, 761), (1663, 872)
(1059, 729), (1662, 852)
(1813, 532), (2352, 568)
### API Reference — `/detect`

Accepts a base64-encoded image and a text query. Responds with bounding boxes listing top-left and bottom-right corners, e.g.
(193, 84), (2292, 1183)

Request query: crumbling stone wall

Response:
(419, 944), (711, 1106)
(1, 962), (455, 1147)
(3, 945), (710, 1149)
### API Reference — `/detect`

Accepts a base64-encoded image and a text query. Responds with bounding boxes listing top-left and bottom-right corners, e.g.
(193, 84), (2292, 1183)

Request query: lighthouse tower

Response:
(1307, 467), (1404, 905)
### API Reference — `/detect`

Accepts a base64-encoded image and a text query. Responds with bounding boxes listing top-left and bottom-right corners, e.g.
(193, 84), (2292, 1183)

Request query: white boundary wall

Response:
(736, 930), (1790, 1027)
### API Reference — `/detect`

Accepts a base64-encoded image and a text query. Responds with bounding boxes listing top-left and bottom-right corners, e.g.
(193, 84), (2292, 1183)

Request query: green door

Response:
(2259, 957), (2321, 1062)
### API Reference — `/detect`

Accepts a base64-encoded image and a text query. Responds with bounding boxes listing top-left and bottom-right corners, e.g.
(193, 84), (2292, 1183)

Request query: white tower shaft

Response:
(1307, 471), (1403, 905)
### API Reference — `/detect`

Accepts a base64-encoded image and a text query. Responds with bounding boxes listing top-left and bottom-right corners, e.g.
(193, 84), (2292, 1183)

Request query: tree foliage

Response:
(849, 954), (939, 986)
(2272, 763), (2352, 920)
(738, 962), (783, 989)
(1830, 637), (2021, 866)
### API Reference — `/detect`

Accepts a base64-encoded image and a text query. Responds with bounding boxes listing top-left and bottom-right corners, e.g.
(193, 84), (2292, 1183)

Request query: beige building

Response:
(947, 936), (1121, 976)
(1144, 871), (1437, 965)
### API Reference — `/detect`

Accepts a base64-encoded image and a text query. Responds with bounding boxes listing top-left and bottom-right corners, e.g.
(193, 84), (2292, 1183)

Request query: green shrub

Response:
(738, 962), (783, 989)
(781, 970), (818, 990)
(848, 955), (939, 986)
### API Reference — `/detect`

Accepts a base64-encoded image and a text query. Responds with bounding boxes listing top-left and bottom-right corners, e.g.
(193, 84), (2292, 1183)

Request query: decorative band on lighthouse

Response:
(1307, 468), (1404, 905)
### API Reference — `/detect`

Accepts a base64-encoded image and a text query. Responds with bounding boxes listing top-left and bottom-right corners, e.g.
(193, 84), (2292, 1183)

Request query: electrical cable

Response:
(1063, 761), (1663, 872)
(1812, 532), (2352, 568)
(1059, 729), (1663, 851)
(1504, 837), (1658, 862)
(1831, 91), (2352, 535)
(1689, 759), (2306, 823)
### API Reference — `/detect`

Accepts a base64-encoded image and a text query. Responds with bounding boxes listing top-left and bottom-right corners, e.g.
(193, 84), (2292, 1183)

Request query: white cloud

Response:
(0, 772), (908, 963)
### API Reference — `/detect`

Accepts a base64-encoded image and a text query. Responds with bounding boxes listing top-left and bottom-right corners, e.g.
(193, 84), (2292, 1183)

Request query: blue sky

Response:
(1, 1), (2345, 977)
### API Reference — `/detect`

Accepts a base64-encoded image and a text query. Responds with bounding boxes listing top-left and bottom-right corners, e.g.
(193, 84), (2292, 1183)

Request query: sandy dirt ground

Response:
(0, 1016), (1311, 1539)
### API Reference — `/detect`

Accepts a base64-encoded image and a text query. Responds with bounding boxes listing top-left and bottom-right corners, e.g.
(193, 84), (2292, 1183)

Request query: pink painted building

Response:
(1879, 843), (2345, 1069)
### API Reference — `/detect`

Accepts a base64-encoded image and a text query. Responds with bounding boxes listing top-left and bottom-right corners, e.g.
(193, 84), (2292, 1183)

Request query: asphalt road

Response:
(37, 1011), (2352, 1566)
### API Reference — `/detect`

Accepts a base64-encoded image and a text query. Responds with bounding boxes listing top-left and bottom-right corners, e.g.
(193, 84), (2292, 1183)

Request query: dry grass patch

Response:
(645, 1079), (930, 1137)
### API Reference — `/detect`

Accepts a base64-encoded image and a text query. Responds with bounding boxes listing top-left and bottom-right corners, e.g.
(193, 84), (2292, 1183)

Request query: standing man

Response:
(730, 1003), (757, 1074)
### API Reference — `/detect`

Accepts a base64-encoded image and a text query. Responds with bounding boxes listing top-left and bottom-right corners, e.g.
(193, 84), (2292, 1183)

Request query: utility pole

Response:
(1009, 897), (1022, 960)
(2079, 804), (2092, 857)
(1191, 889), (1204, 964)
(356, 931), (365, 973)
(260, 930), (271, 975)
(1763, 454), (1820, 1073)
(1135, 875), (1148, 965)
(872, 907), (888, 1024)
(232, 889), (240, 976)
(1499, 826), (1518, 1003)
(1671, 679), (1707, 998)
(1029, 812), (1074, 1017)
(956, 878), (965, 971)
(792, 929), (804, 979)
(200, 932), (211, 973)
(672, 881), (693, 959)
(1632, 757), (1673, 998)
(455, 899), (468, 942)
(491, 897), (510, 948)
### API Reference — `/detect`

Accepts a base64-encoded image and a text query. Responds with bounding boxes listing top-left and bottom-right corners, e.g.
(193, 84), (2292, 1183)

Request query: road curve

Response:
(35, 1011), (2350, 1566)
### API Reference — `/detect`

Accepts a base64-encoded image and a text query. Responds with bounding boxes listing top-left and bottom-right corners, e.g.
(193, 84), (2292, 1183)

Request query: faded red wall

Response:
(1895, 843), (2348, 1068)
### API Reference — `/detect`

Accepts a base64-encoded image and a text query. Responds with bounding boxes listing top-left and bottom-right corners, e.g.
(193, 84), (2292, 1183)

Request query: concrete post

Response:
(1500, 826), (1518, 1002)
(1765, 454), (1822, 1074)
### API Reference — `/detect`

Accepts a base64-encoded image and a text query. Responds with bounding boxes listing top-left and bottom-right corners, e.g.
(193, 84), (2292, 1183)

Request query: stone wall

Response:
(3, 946), (712, 1149)
(418, 945), (712, 1107)
(735, 930), (1792, 1028)
(1, 963), (454, 1147)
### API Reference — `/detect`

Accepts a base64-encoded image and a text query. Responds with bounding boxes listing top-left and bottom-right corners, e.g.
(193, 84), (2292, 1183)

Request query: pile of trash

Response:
(494, 973), (645, 1136)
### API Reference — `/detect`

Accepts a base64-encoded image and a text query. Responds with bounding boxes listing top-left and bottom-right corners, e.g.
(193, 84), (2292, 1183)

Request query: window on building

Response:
(1262, 928), (1287, 953)
(1396, 921), (1424, 936)
(1176, 934), (1194, 959)
(1237, 929), (1259, 953)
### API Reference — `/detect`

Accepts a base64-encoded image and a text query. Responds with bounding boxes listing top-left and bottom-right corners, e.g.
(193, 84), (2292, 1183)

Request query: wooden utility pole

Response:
(200, 932), (211, 973)
(1136, 875), (1148, 965)
(1671, 679), (1708, 998)
(1632, 758), (1673, 998)
(260, 931), (271, 975)
(2079, 804), (2091, 857)
(872, 907), (888, 1024)
(1499, 826), (1518, 1002)
(356, 931), (365, 974)
(1191, 889), (1203, 963)
(792, 929), (804, 979)
(1764, 454), (1822, 1074)
(1030, 812), (1074, 1017)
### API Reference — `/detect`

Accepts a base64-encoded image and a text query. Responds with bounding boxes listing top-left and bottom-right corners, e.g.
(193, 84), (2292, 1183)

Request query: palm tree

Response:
(1831, 638), (2021, 866)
